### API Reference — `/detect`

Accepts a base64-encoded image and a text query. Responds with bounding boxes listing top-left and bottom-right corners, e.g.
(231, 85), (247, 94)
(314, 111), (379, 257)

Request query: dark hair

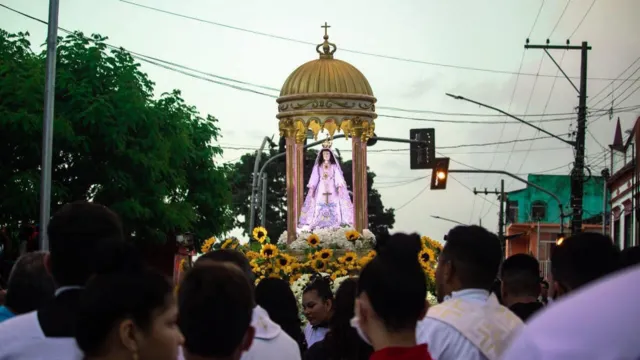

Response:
(47, 202), (125, 286)
(255, 278), (306, 354)
(441, 225), (503, 291)
(196, 249), (255, 288)
(318, 149), (337, 164)
(324, 278), (373, 360)
(500, 254), (541, 298)
(179, 263), (254, 357)
(551, 232), (620, 291)
(490, 278), (503, 304)
(76, 270), (173, 357)
(620, 246), (640, 269)
(5, 252), (55, 314)
(541, 280), (549, 289)
(358, 233), (426, 331)
(303, 273), (334, 302)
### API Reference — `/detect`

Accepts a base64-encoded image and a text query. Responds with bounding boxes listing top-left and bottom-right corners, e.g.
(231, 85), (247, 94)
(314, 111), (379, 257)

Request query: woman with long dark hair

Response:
(255, 278), (307, 355)
(304, 278), (372, 360)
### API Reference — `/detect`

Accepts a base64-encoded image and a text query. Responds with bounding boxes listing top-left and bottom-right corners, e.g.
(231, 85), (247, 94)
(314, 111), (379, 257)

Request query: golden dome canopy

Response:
(279, 25), (374, 98)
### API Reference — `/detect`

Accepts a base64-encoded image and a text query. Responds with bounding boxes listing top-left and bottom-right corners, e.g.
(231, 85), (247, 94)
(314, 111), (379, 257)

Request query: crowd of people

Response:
(0, 200), (638, 359)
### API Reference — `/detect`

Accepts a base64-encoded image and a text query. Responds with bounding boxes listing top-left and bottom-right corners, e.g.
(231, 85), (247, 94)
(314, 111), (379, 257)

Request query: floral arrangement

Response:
(277, 226), (376, 251)
(196, 228), (443, 310)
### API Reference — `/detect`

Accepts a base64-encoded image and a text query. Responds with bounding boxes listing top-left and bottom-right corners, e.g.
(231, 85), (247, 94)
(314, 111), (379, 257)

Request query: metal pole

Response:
(430, 215), (465, 226)
(248, 136), (272, 233)
(602, 178), (607, 235)
(38, 0), (60, 251)
(260, 173), (268, 228)
(570, 41), (589, 235)
(499, 179), (505, 257)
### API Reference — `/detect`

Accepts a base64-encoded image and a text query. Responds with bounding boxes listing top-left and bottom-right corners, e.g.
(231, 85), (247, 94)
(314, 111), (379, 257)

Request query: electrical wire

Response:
(548, 0), (572, 39)
(115, 0), (638, 82)
(568, 0), (597, 39)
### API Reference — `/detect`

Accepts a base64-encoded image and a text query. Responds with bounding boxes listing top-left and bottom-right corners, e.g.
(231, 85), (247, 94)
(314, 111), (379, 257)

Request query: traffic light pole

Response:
(474, 179), (506, 254)
(524, 41), (591, 235)
(449, 169), (567, 236)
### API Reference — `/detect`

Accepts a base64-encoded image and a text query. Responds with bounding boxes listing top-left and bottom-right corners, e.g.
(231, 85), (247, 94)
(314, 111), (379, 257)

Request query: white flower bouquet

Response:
(278, 226), (376, 251)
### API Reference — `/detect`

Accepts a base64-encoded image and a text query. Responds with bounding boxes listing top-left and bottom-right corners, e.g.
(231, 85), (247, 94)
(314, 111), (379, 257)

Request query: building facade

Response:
(607, 116), (640, 250)
(505, 174), (607, 278)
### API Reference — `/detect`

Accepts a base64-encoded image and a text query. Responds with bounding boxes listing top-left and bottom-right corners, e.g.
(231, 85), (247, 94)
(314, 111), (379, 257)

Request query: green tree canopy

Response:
(226, 144), (396, 240)
(0, 30), (232, 249)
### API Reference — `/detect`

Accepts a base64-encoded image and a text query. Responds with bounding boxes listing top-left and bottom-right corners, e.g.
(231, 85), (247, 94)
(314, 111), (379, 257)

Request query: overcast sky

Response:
(2, 0), (640, 241)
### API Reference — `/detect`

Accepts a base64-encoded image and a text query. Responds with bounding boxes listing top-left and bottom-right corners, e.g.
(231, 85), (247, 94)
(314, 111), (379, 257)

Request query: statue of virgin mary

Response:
(298, 139), (354, 231)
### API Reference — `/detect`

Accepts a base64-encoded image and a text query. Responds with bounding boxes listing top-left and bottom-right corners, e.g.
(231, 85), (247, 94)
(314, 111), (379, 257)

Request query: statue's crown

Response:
(322, 138), (333, 149)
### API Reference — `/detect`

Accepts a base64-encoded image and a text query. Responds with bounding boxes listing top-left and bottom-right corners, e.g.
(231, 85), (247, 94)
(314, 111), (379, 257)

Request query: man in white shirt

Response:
(502, 265), (640, 360)
(417, 225), (523, 360)
(0, 202), (129, 360)
(193, 250), (301, 360)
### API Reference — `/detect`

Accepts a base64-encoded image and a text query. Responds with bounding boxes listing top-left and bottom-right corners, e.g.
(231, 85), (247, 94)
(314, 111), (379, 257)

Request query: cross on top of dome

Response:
(316, 22), (337, 59)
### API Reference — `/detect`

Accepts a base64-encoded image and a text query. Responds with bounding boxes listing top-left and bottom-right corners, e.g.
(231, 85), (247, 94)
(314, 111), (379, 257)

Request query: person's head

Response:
(302, 274), (334, 326)
(436, 225), (502, 302)
(47, 201), (125, 286)
(319, 149), (336, 164)
(540, 280), (549, 298)
(325, 278), (373, 358)
(179, 263), (255, 360)
(620, 246), (640, 269)
(356, 233), (427, 349)
(76, 270), (183, 360)
(255, 278), (304, 348)
(195, 250), (255, 291)
(5, 251), (55, 315)
(550, 232), (620, 299)
(500, 254), (541, 307)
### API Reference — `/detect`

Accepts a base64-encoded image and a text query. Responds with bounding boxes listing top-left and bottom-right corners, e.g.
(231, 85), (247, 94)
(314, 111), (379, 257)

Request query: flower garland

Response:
(277, 226), (376, 251)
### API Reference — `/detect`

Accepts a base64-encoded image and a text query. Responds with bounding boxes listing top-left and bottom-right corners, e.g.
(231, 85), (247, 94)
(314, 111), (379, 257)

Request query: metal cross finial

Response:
(321, 22), (331, 38)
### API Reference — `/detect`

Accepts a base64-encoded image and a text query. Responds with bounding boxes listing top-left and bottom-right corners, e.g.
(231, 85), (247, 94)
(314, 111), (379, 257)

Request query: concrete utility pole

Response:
(474, 179), (506, 256)
(39, 0), (60, 251)
(524, 39), (591, 235)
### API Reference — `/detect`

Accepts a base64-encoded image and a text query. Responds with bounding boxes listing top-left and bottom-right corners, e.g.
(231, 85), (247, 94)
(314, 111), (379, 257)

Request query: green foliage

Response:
(226, 144), (395, 239)
(0, 30), (233, 244)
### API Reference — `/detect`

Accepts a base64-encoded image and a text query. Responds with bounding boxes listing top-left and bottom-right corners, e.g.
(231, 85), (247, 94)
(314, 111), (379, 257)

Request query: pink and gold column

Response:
(349, 118), (373, 233)
(281, 118), (306, 243)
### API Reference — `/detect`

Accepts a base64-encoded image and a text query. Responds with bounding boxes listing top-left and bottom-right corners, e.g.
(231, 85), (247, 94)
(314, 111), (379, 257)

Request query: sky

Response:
(2, 0), (640, 242)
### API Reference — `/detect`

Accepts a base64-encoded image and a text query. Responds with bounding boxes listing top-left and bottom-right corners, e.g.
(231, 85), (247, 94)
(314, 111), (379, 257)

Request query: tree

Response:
(0, 30), (233, 250)
(226, 143), (396, 240)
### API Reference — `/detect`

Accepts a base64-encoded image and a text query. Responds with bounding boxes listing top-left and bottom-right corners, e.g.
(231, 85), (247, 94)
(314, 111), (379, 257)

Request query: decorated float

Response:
(175, 24), (442, 305)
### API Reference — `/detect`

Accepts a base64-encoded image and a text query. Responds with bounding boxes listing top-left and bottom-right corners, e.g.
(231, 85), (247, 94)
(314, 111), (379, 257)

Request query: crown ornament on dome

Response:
(316, 22), (337, 59)
(322, 137), (333, 149)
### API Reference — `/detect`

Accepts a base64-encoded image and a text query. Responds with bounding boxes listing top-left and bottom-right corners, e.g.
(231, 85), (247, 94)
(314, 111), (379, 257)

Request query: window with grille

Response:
(531, 201), (547, 221)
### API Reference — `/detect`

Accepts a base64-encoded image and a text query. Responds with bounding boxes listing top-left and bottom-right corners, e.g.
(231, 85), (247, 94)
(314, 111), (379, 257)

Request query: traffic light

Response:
(430, 158), (450, 190)
(556, 233), (565, 245)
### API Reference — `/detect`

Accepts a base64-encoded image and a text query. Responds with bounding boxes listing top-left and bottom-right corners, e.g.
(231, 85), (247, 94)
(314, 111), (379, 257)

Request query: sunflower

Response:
(307, 233), (320, 247)
(245, 251), (259, 260)
(277, 255), (292, 268)
(339, 251), (358, 264)
(318, 248), (333, 261)
(179, 258), (187, 271)
(253, 227), (268, 243)
(260, 244), (279, 258)
(418, 247), (436, 268)
(358, 256), (373, 267)
(422, 236), (443, 252)
(221, 238), (234, 249)
(311, 259), (327, 272)
(345, 230), (361, 241)
(201, 237), (216, 253)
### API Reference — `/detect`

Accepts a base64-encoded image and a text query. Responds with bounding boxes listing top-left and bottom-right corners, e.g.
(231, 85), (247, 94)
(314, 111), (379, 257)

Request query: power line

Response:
(8, 3), (636, 122)
(569, 0), (597, 39)
(548, 0), (571, 38)
(116, 0), (638, 82)
(395, 185), (429, 211)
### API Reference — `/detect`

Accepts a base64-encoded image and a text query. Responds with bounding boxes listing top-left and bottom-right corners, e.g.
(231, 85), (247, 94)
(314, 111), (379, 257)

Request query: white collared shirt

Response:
(416, 289), (491, 360)
(502, 265), (640, 360)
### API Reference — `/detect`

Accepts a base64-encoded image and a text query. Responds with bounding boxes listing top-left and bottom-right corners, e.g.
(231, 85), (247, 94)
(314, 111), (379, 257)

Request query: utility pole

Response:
(39, 0), (60, 251)
(524, 39), (591, 235)
(474, 179), (506, 255)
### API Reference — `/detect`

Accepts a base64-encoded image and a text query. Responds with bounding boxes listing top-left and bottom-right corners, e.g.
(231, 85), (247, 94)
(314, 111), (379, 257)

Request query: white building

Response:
(607, 116), (639, 250)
